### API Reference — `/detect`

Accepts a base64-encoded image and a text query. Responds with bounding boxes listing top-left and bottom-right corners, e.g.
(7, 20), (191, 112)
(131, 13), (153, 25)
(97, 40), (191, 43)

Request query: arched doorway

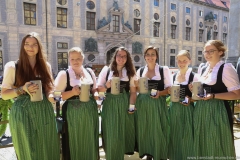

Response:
(106, 47), (118, 65)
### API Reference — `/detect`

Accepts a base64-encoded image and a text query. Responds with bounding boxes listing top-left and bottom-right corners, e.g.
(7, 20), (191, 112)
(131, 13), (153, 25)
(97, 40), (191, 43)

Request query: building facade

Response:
(0, 0), (230, 76)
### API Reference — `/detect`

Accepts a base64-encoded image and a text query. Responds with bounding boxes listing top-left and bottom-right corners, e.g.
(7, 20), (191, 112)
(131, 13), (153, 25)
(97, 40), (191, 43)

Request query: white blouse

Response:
(174, 68), (199, 85)
(54, 66), (97, 92)
(136, 64), (172, 88)
(2, 61), (52, 89)
(199, 61), (240, 92)
(97, 66), (137, 87)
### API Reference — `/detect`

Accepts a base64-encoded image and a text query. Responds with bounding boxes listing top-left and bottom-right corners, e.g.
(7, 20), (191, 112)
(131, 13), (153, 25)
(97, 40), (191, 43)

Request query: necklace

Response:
(203, 68), (213, 80)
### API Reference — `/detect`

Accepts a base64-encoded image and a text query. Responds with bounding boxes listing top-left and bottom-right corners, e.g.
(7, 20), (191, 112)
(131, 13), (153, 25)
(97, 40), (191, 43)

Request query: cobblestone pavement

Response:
(1, 124), (240, 160)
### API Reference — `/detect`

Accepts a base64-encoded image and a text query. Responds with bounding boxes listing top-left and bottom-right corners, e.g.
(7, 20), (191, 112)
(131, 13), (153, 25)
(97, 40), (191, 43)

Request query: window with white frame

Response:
(57, 42), (68, 49)
(24, 3), (36, 25)
(86, 11), (95, 30)
(57, 7), (67, 28)
(186, 27), (191, 41)
(186, 7), (190, 14)
(113, 15), (120, 32)
(154, 0), (159, 6)
(213, 32), (218, 40)
(170, 56), (175, 67)
(199, 29), (203, 42)
(153, 22), (160, 37)
(214, 14), (217, 20)
(171, 3), (176, 10)
(223, 16), (227, 22)
(57, 52), (68, 70)
(198, 51), (203, 63)
(134, 19), (141, 35)
(171, 25), (177, 39)
(223, 33), (227, 44)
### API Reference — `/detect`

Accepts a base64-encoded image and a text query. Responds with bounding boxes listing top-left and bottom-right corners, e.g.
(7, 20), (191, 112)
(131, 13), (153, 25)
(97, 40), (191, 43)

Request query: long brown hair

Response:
(109, 47), (136, 78)
(15, 32), (53, 94)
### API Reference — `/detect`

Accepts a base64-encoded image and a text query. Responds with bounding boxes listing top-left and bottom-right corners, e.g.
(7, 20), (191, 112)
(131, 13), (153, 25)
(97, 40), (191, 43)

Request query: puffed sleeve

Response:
(54, 70), (67, 92)
(136, 68), (141, 78)
(222, 63), (240, 92)
(97, 66), (109, 87)
(1, 61), (16, 89)
(163, 66), (172, 88)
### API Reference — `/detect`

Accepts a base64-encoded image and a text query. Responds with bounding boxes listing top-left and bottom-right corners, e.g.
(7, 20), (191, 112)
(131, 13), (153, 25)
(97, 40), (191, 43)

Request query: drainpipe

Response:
(163, 0), (166, 65)
(45, 0), (49, 56)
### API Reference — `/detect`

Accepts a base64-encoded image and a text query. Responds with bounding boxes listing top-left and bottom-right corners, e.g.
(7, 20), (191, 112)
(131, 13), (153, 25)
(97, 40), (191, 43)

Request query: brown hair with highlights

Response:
(109, 47), (136, 78)
(204, 40), (227, 57)
(15, 32), (53, 94)
(143, 46), (159, 63)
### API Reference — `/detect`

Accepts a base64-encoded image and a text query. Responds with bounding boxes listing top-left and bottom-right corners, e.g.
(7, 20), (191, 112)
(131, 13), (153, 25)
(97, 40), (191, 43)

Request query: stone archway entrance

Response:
(106, 47), (118, 65)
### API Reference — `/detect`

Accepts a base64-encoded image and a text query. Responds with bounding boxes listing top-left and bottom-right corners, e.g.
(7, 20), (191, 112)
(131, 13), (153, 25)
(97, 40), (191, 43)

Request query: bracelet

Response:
(15, 86), (25, 96)
(212, 93), (215, 99)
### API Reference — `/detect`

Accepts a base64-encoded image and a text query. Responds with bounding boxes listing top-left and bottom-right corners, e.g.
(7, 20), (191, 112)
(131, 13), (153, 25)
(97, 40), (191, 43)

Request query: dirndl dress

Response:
(101, 80), (135, 160)
(62, 70), (99, 160)
(168, 72), (194, 160)
(135, 74), (169, 159)
(193, 63), (235, 158)
(9, 94), (60, 160)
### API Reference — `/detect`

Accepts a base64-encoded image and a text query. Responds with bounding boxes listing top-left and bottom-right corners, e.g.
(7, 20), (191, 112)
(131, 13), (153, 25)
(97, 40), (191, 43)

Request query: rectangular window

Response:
(198, 57), (202, 62)
(58, 52), (68, 70)
(24, 3), (36, 25)
(171, 3), (176, 10)
(134, 19), (141, 35)
(171, 25), (176, 39)
(170, 49), (175, 54)
(186, 7), (190, 14)
(86, 12), (95, 30)
(154, 0), (159, 6)
(199, 10), (203, 17)
(199, 29), (203, 42)
(223, 16), (227, 22)
(186, 27), (191, 41)
(198, 51), (202, 55)
(134, 0), (140, 2)
(113, 15), (119, 32)
(213, 32), (218, 40)
(170, 56), (175, 67)
(214, 14), (217, 20)
(223, 33), (227, 44)
(57, 7), (67, 28)
(57, 42), (68, 49)
(0, 50), (3, 71)
(153, 22), (160, 37)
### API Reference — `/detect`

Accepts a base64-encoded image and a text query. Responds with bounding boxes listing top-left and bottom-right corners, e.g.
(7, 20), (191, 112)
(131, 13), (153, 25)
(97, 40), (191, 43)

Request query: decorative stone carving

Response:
(97, 17), (109, 29)
(132, 42), (143, 54)
(85, 37), (98, 52)
(207, 26), (212, 40)
(205, 12), (214, 22)
(113, 0), (119, 11)
(124, 21), (133, 31)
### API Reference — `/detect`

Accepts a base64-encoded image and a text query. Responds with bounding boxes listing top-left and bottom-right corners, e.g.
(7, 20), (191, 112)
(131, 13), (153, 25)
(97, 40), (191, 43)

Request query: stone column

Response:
(226, 0), (240, 66)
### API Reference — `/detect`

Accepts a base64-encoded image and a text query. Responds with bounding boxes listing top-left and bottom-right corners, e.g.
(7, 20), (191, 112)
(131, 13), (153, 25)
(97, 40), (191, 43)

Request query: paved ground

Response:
(1, 124), (240, 160)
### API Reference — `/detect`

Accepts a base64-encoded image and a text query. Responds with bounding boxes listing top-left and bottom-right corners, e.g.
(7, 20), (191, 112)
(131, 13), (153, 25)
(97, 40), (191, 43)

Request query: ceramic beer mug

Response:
(192, 81), (202, 100)
(170, 84), (180, 102)
(79, 83), (90, 102)
(139, 77), (148, 94)
(28, 80), (43, 102)
(111, 77), (120, 95)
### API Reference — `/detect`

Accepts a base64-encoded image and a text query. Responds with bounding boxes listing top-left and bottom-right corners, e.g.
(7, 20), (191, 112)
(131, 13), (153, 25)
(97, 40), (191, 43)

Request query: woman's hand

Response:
(167, 87), (171, 94)
(48, 93), (56, 103)
(23, 82), (39, 96)
(199, 93), (213, 101)
(71, 85), (81, 96)
(105, 80), (111, 89)
(151, 90), (160, 99)
(188, 83), (193, 92)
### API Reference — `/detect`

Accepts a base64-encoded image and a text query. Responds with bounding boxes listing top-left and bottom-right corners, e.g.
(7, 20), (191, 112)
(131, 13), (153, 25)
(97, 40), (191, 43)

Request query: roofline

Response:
(185, 0), (229, 12)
